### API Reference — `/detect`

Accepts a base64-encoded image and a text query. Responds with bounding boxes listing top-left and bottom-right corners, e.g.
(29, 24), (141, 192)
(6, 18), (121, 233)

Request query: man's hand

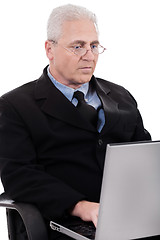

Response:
(70, 200), (99, 227)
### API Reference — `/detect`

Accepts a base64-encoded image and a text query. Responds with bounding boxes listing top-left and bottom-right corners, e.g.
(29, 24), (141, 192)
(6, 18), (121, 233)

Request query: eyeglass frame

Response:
(50, 40), (106, 56)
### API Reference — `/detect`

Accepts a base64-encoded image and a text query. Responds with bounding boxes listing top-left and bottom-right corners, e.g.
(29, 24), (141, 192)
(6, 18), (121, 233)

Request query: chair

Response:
(0, 192), (49, 240)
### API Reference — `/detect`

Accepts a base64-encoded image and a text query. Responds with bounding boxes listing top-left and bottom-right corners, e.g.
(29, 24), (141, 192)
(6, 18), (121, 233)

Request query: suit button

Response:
(98, 139), (103, 146)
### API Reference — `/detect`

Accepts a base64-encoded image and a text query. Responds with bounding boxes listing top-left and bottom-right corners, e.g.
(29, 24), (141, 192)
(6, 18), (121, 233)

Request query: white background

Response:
(0, 0), (160, 238)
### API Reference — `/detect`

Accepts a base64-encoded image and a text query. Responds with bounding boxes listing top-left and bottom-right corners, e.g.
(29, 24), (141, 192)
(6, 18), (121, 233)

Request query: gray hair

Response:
(47, 4), (98, 42)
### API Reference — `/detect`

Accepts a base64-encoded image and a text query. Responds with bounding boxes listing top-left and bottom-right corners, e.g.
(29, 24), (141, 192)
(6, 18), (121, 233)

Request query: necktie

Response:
(73, 91), (97, 127)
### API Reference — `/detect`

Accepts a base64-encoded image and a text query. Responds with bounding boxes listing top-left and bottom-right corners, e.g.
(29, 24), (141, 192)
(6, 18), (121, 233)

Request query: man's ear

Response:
(45, 40), (54, 61)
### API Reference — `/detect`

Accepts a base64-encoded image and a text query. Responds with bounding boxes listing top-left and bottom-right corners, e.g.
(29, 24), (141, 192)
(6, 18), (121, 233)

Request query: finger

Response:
(92, 215), (98, 228)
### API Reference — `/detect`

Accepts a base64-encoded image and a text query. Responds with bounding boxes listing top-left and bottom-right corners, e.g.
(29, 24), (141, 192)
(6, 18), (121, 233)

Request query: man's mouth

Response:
(80, 66), (92, 69)
(79, 66), (92, 70)
(79, 67), (93, 73)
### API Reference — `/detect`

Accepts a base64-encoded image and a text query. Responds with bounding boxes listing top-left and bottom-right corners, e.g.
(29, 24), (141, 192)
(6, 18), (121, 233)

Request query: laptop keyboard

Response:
(69, 221), (96, 240)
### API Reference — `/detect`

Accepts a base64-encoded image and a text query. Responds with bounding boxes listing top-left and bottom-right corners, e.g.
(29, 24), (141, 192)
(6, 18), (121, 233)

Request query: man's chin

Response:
(66, 74), (93, 89)
(79, 73), (93, 82)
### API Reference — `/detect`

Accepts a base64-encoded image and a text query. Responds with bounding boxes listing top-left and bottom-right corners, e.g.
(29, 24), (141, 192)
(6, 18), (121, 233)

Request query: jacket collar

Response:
(35, 66), (97, 132)
(35, 66), (120, 133)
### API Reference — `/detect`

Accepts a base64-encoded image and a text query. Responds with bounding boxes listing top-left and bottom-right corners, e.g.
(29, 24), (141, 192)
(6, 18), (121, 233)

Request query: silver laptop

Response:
(50, 140), (160, 239)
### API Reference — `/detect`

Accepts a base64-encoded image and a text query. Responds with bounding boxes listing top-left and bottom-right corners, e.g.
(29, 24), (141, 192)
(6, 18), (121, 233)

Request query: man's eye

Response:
(73, 45), (82, 49)
(91, 44), (98, 49)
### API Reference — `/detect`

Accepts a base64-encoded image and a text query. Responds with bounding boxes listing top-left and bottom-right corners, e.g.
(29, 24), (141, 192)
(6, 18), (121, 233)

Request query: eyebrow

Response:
(69, 40), (100, 46)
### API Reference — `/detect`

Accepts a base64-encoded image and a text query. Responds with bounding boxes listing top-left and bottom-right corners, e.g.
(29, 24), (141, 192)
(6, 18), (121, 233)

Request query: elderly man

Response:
(0, 4), (150, 240)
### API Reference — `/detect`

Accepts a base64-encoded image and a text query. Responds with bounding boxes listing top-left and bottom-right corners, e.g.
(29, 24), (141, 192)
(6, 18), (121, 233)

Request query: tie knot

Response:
(73, 91), (85, 102)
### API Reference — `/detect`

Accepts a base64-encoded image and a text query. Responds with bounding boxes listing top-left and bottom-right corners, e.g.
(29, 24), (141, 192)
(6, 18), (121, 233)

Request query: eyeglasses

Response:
(50, 40), (106, 56)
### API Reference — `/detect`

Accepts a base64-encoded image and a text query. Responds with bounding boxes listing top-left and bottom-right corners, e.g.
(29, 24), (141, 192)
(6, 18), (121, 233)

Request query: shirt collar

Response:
(47, 66), (89, 102)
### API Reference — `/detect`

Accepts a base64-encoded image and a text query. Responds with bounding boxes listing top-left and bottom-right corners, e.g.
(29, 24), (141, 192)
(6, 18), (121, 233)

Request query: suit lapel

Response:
(94, 77), (120, 135)
(35, 68), (120, 134)
(35, 70), (96, 132)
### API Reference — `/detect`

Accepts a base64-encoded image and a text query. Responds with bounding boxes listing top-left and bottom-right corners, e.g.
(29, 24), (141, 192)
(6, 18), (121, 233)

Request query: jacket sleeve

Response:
(124, 89), (151, 142)
(131, 108), (151, 141)
(0, 97), (85, 220)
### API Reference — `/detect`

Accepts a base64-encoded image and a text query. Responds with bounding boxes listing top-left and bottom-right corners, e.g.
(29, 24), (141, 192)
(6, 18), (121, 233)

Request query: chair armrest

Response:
(0, 193), (48, 240)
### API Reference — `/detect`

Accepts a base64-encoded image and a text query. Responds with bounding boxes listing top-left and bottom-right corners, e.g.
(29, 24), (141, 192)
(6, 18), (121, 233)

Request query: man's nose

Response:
(82, 48), (95, 61)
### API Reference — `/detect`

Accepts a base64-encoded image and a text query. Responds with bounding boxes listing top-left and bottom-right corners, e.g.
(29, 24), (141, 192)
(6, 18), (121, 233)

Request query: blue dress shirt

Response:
(47, 67), (105, 132)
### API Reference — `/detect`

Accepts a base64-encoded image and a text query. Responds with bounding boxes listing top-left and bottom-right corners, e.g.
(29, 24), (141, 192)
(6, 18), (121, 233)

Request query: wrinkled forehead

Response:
(58, 19), (99, 44)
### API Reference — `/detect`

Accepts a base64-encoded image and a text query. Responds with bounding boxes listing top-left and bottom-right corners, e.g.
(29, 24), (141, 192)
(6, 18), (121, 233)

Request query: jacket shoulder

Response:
(95, 77), (137, 106)
(96, 77), (127, 92)
(1, 80), (37, 101)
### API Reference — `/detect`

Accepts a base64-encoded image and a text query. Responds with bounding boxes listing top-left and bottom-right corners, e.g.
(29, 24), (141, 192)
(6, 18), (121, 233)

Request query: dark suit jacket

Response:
(0, 66), (151, 221)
